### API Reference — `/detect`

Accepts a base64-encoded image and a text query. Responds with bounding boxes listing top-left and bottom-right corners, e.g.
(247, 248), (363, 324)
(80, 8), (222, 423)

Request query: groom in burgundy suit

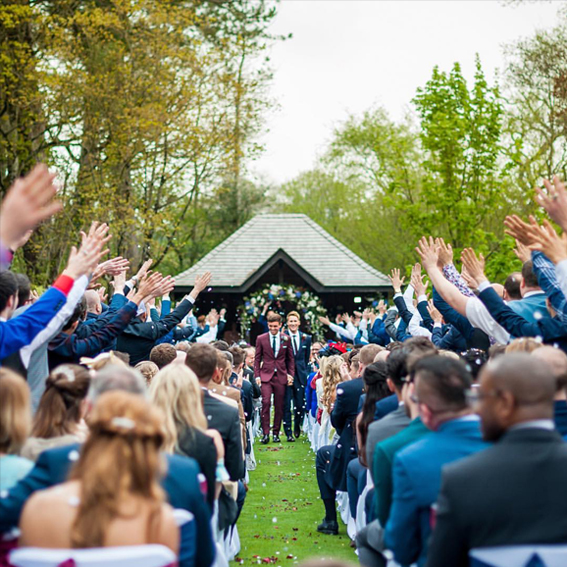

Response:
(254, 312), (295, 444)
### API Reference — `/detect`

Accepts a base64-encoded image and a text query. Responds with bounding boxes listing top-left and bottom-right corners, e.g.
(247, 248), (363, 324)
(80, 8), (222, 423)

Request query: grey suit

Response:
(366, 402), (411, 473)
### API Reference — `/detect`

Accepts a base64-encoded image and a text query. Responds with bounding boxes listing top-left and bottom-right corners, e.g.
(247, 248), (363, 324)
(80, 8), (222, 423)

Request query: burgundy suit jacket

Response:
(254, 332), (296, 385)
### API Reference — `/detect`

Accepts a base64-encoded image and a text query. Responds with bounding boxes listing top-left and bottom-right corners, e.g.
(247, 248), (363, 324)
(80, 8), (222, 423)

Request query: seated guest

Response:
(0, 369), (34, 490)
(366, 338), (437, 468)
(347, 362), (391, 520)
(21, 365), (90, 461)
(149, 364), (221, 511)
(0, 365), (215, 567)
(150, 343), (177, 369)
(315, 344), (380, 535)
(531, 346), (567, 436)
(135, 360), (159, 385)
(427, 354), (567, 567)
(385, 356), (489, 567)
(185, 343), (245, 482)
(19, 391), (178, 554)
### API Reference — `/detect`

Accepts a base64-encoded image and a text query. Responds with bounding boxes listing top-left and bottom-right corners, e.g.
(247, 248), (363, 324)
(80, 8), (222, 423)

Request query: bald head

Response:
(532, 346), (567, 393)
(484, 353), (556, 406)
(84, 290), (102, 314)
(491, 283), (505, 299)
(477, 353), (556, 441)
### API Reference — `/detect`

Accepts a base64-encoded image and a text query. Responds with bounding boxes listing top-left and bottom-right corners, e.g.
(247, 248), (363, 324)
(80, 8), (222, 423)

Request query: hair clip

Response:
(111, 417), (135, 430)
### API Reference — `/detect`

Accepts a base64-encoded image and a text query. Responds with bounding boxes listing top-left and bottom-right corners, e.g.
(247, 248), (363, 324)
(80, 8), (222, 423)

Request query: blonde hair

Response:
(80, 351), (128, 372)
(505, 337), (543, 354)
(0, 368), (31, 454)
(321, 355), (346, 414)
(135, 361), (159, 386)
(69, 391), (165, 548)
(148, 365), (207, 452)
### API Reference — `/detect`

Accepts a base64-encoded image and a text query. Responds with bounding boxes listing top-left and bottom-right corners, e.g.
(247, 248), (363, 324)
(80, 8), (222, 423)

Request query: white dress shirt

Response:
(269, 332), (281, 357)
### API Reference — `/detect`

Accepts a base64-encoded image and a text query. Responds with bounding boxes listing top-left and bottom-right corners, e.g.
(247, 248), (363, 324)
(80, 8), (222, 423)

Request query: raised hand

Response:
(504, 215), (540, 247)
(318, 315), (331, 326)
(535, 176), (567, 232)
(427, 300), (443, 324)
(410, 269), (428, 298)
(461, 265), (481, 290)
(415, 237), (440, 272)
(460, 248), (487, 285)
(135, 258), (153, 281)
(98, 256), (130, 276)
(341, 312), (350, 324)
(0, 164), (63, 251)
(513, 240), (531, 263)
(388, 268), (406, 293)
(189, 271), (212, 300)
(131, 272), (166, 304)
(436, 238), (453, 268)
(377, 299), (386, 315)
(63, 223), (110, 279)
(528, 219), (567, 264)
(219, 307), (227, 318)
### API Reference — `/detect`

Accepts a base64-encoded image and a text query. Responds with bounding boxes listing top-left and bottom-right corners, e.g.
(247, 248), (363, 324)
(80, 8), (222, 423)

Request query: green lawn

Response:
(231, 437), (357, 566)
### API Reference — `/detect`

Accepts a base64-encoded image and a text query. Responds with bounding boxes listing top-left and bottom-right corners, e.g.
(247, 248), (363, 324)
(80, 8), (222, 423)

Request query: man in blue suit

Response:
(283, 311), (312, 441)
(0, 366), (215, 567)
(508, 260), (549, 324)
(384, 356), (489, 567)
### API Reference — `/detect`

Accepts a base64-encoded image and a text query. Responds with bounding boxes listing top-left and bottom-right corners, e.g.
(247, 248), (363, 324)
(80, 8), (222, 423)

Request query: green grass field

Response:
(231, 437), (357, 566)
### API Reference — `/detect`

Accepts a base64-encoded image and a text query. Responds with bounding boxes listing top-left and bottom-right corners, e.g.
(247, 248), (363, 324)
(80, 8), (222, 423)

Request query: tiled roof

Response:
(174, 213), (391, 290)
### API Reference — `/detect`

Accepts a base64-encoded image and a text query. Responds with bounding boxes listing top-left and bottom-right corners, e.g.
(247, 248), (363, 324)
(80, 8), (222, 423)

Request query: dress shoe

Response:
(317, 519), (338, 535)
(294, 425), (301, 438)
(261, 434), (270, 444)
(287, 435), (295, 442)
(273, 434), (281, 443)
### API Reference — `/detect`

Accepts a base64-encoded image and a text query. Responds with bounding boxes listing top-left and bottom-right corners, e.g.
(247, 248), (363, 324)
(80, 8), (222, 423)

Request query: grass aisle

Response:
(232, 437), (356, 566)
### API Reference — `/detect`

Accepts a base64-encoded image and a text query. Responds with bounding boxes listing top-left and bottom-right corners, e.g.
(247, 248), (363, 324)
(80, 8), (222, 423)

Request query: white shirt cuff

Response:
(478, 281), (492, 293)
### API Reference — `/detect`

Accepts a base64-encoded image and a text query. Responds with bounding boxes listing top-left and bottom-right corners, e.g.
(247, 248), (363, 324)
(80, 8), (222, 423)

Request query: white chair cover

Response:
(246, 421), (257, 471)
(10, 545), (176, 567)
(470, 545), (567, 567)
(336, 491), (350, 526)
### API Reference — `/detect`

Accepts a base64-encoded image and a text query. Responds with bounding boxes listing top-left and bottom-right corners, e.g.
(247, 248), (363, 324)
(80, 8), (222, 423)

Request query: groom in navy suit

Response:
(283, 310), (312, 441)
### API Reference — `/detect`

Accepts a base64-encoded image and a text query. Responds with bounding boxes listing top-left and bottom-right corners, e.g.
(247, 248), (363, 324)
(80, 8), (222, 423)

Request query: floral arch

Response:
(238, 283), (328, 339)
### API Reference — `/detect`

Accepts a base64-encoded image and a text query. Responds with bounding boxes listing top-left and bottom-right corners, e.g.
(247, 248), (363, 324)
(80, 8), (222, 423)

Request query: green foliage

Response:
(1, 0), (278, 285)
(278, 48), (567, 282)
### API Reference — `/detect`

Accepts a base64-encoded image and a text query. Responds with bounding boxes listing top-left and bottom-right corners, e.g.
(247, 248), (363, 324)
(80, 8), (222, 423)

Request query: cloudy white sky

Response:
(251, 0), (563, 186)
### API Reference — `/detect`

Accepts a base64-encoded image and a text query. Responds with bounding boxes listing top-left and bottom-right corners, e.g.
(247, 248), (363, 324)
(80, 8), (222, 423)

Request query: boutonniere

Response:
(282, 335), (289, 342)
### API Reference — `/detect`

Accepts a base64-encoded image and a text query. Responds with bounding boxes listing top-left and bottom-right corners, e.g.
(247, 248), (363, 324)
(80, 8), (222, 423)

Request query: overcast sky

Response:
(251, 0), (563, 186)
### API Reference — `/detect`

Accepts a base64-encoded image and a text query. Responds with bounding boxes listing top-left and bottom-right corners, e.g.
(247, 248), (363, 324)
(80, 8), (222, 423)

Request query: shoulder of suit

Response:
(166, 452), (199, 474)
(208, 390), (238, 408)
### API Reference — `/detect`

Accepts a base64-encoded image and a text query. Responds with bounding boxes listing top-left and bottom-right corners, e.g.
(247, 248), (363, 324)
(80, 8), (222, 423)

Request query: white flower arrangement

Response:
(239, 283), (327, 339)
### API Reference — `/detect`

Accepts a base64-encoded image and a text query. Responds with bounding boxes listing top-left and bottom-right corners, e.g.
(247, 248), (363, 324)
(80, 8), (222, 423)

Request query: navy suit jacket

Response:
(0, 444), (215, 567)
(284, 331), (311, 386)
(479, 286), (567, 352)
(327, 377), (364, 491)
(385, 418), (489, 567)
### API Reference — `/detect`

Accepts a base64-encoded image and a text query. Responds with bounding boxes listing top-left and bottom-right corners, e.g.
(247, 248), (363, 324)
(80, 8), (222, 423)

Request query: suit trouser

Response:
(346, 457), (367, 518)
(261, 378), (286, 435)
(283, 381), (306, 435)
(355, 520), (386, 567)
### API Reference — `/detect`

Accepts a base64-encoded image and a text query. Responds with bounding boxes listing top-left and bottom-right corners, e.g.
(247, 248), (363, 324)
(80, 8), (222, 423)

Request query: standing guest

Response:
(18, 391), (179, 554)
(150, 343), (177, 369)
(316, 355), (348, 447)
(427, 354), (567, 567)
(385, 356), (489, 567)
(135, 360), (159, 386)
(0, 369), (34, 490)
(149, 365), (221, 511)
(116, 272), (211, 365)
(531, 346), (567, 436)
(21, 365), (90, 461)
(254, 313), (295, 444)
(284, 311), (312, 441)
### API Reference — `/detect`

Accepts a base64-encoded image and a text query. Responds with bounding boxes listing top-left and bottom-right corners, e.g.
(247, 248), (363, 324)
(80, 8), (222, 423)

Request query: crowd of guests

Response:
(2, 164), (567, 567)
(304, 176), (567, 566)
